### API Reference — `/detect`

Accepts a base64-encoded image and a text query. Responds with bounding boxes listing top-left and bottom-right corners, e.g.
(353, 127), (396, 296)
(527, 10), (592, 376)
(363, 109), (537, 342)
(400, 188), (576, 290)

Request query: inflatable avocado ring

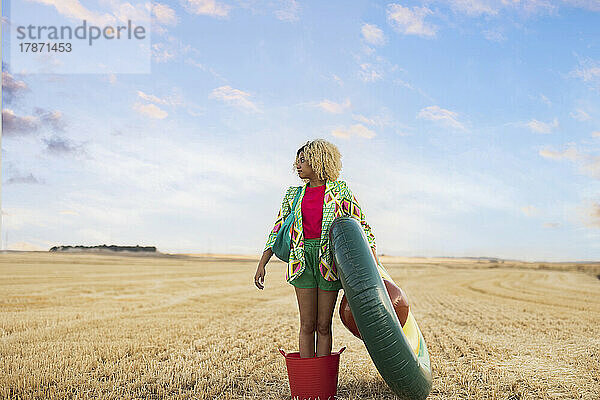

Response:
(329, 217), (432, 400)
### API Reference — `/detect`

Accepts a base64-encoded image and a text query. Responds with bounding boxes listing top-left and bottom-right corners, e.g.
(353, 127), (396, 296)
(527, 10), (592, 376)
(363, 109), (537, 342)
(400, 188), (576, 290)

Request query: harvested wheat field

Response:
(1, 251), (599, 400)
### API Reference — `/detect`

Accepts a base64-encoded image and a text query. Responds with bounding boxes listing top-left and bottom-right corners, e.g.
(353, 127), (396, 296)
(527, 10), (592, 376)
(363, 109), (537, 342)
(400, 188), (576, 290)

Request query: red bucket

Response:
(279, 347), (346, 400)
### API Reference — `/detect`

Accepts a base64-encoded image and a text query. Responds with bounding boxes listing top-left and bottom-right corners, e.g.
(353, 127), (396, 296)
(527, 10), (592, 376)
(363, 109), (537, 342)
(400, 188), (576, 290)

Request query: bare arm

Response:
(256, 187), (293, 290)
(254, 248), (273, 290)
(259, 247), (273, 268)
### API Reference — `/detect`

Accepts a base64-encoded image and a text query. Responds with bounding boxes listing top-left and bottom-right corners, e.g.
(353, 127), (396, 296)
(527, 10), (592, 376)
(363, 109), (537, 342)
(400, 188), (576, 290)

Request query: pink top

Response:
(301, 184), (325, 239)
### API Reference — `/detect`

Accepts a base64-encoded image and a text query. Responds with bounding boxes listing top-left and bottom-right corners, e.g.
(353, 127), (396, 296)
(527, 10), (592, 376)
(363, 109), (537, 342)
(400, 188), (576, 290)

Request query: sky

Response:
(1, 0), (600, 261)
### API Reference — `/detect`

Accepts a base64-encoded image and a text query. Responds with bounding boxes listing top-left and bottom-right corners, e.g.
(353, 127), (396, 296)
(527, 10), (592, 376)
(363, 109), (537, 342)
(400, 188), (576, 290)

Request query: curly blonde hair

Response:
(292, 139), (342, 182)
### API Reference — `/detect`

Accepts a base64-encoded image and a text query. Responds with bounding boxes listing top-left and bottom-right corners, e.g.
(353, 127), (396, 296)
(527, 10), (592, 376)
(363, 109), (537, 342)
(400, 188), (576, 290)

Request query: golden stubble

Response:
(0, 252), (598, 399)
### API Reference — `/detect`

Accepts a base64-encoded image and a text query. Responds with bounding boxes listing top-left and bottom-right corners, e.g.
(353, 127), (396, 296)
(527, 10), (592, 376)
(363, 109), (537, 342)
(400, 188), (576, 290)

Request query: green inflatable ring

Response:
(329, 217), (432, 400)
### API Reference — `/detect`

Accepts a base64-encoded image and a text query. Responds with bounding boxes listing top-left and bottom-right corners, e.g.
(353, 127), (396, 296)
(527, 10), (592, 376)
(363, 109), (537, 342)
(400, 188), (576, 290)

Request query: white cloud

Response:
(539, 143), (600, 179)
(209, 85), (262, 113)
(574, 62), (600, 81)
(182, 0), (230, 17)
(137, 90), (169, 105)
(417, 105), (467, 131)
(570, 57), (600, 89)
(332, 74), (344, 86)
(578, 200), (600, 228)
(137, 90), (183, 106)
(152, 2), (177, 26)
(521, 205), (539, 217)
(2, 71), (29, 103)
(109, 0), (153, 26)
(429, 0), (599, 18)
(392, 78), (435, 102)
(592, 131), (600, 137)
(152, 42), (177, 63)
(151, 34), (195, 64)
(519, 0), (557, 15)
(2, 206), (53, 230)
(560, 0), (600, 12)
(429, 0), (600, 18)
(134, 88), (202, 117)
(582, 156), (600, 179)
(331, 124), (376, 139)
(361, 23), (386, 46)
(185, 58), (229, 83)
(482, 29), (506, 42)
(28, 0), (119, 25)
(1, 109), (40, 136)
(14, 133), (297, 252)
(359, 63), (383, 82)
(132, 102), (168, 119)
(317, 99), (351, 114)
(570, 108), (591, 121)
(539, 94), (551, 106)
(26, 0), (155, 36)
(539, 146), (579, 161)
(274, 0), (300, 22)
(352, 114), (382, 127)
(352, 110), (412, 136)
(526, 117), (559, 134)
(361, 45), (376, 56)
(588, 202), (600, 227)
(386, 4), (437, 38)
(337, 144), (523, 258)
(448, 0), (500, 16)
(352, 112), (392, 128)
(80, 134), (294, 220)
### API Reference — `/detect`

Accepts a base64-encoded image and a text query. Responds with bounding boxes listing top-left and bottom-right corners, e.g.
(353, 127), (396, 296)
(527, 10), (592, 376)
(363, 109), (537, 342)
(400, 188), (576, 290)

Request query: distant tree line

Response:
(49, 244), (157, 252)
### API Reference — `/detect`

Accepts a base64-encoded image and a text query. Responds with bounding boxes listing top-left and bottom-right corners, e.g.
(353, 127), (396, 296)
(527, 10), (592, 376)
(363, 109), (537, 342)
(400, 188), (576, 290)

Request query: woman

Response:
(254, 139), (380, 358)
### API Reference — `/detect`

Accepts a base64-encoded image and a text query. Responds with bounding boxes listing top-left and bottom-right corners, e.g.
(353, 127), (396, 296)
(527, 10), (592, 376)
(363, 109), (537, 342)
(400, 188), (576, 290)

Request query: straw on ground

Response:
(1, 252), (598, 399)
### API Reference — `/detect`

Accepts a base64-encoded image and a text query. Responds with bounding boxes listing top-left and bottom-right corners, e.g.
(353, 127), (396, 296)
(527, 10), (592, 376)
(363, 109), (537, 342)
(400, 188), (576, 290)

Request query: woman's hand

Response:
(254, 264), (266, 290)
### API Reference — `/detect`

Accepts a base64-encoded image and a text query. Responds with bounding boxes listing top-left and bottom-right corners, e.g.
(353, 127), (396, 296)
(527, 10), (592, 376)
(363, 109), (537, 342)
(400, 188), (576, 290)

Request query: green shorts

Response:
(290, 238), (342, 291)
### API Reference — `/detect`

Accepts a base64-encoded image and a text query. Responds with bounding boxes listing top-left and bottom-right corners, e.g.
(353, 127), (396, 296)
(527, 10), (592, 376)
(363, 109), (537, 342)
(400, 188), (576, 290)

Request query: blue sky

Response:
(2, 0), (600, 261)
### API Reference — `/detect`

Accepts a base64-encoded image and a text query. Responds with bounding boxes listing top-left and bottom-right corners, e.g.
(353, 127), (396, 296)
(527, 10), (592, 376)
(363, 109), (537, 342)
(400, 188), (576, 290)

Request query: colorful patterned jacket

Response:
(264, 179), (379, 283)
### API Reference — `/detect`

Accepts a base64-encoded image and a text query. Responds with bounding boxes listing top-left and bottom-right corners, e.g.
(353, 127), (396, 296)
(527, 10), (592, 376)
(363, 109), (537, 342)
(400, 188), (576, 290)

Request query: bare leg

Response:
(316, 288), (339, 357)
(294, 287), (318, 358)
